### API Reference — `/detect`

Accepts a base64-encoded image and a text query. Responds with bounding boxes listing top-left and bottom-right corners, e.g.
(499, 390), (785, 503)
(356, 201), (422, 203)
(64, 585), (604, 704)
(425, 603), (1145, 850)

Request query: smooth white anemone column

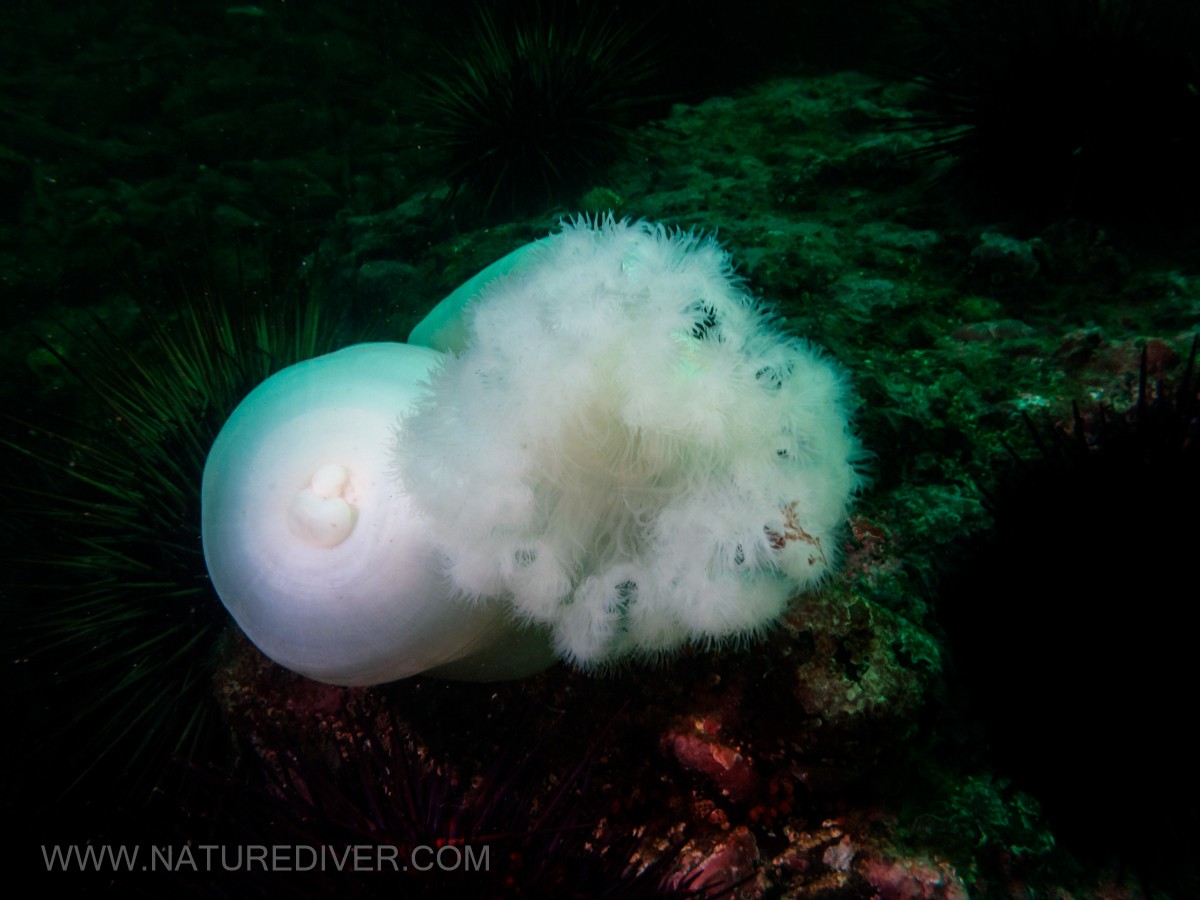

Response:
(201, 342), (555, 685)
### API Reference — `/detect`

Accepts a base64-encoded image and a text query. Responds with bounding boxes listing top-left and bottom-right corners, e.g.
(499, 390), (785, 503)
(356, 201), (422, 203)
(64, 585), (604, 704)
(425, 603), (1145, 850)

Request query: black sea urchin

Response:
(411, 2), (665, 220)
(938, 340), (1200, 893)
(906, 0), (1200, 224)
(1, 255), (340, 853)
(175, 696), (708, 899)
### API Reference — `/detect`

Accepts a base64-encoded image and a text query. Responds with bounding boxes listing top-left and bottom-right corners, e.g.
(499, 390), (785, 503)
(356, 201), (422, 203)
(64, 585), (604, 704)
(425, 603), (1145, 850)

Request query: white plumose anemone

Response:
(201, 216), (864, 684)
(201, 342), (555, 685)
(397, 216), (865, 667)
